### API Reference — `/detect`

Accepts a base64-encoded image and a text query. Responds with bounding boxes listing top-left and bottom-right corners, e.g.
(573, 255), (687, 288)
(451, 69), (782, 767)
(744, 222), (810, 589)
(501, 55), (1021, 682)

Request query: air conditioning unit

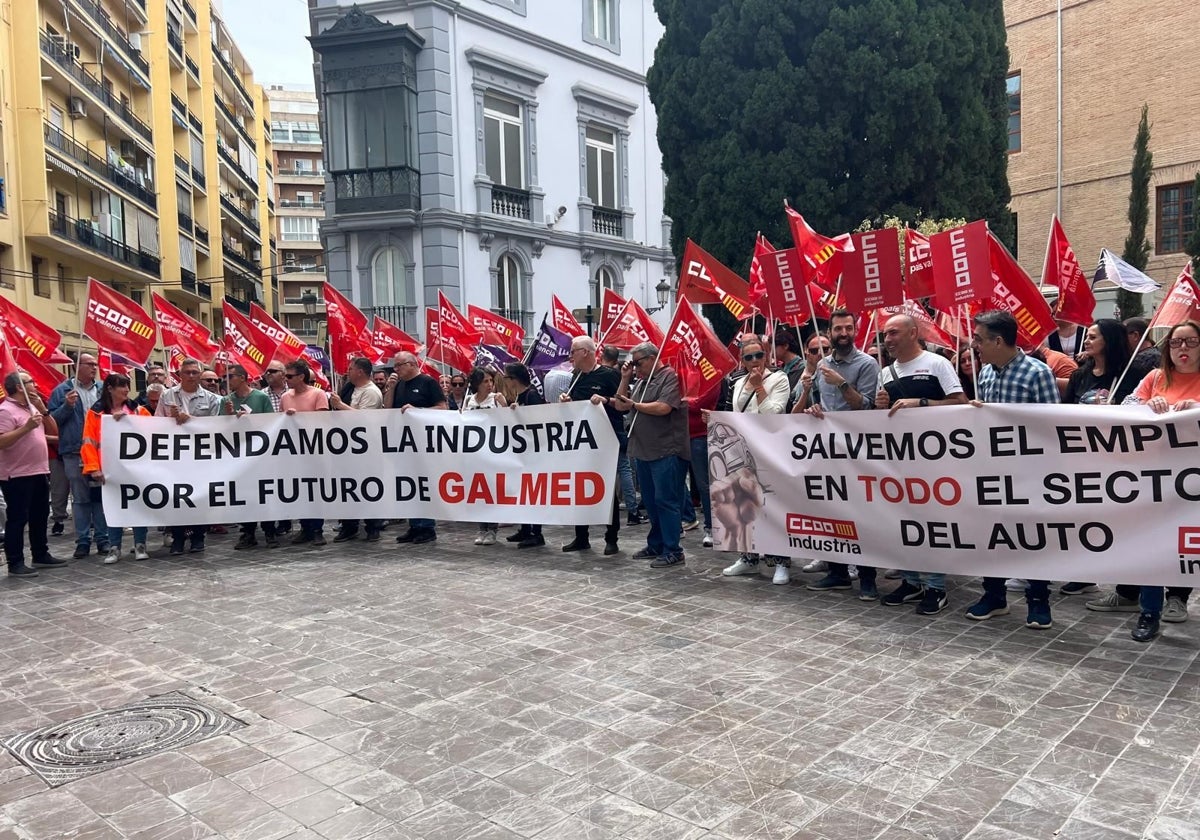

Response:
(120, 140), (137, 158)
(128, 32), (143, 52)
(68, 97), (87, 118)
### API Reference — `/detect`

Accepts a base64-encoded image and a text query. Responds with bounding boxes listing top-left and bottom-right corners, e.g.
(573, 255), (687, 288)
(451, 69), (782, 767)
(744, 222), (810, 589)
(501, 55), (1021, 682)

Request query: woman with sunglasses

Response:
(1118, 320), (1200, 642)
(81, 374), (152, 564)
(713, 338), (792, 583)
(464, 367), (507, 546)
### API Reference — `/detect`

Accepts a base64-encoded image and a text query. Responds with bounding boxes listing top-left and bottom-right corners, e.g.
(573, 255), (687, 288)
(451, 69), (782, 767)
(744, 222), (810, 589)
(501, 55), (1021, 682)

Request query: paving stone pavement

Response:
(1, 521), (1199, 840)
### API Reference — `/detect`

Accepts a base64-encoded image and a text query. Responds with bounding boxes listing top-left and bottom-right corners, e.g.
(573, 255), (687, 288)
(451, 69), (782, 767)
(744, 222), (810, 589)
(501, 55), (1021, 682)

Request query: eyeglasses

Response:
(1168, 336), (1200, 348)
(266, 369), (282, 375)
(285, 373), (303, 379)
(806, 347), (826, 355)
(631, 356), (650, 364)
(450, 382), (466, 388)
(180, 369), (200, 376)
(201, 378), (219, 384)
(742, 351), (766, 362)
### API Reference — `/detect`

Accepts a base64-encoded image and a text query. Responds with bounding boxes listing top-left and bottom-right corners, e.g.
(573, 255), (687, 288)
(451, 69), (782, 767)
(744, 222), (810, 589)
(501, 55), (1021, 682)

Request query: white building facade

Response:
(307, 0), (672, 339)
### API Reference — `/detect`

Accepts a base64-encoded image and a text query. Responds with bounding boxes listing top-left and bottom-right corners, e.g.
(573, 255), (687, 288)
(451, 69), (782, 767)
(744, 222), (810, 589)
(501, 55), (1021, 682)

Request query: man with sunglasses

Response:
(199, 370), (222, 394)
(384, 351), (446, 545)
(281, 360), (330, 547)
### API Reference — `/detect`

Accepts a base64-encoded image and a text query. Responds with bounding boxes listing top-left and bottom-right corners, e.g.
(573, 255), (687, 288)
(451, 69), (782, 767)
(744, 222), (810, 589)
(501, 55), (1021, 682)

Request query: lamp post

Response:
(647, 278), (672, 313)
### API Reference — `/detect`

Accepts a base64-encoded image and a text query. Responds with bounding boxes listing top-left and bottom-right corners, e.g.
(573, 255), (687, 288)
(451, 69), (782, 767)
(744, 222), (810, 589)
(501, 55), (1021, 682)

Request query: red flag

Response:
(222, 300), (276, 378)
(1041, 216), (1096, 326)
(419, 359), (442, 380)
(904, 229), (936, 300)
(372, 316), (423, 358)
(784, 207), (853, 286)
(438, 291), (482, 346)
(597, 288), (628, 338)
(988, 232), (1057, 349)
(0, 296), (62, 360)
(151, 293), (218, 363)
(929, 221), (993, 310)
(83, 278), (156, 366)
(600, 299), (665, 350)
(425, 308), (475, 373)
(168, 346), (186, 373)
(759, 247), (812, 327)
(1148, 265), (1200, 331)
(855, 311), (877, 353)
(677, 240), (752, 319)
(659, 298), (738, 398)
(0, 325), (21, 388)
(13, 348), (66, 396)
(97, 349), (137, 380)
(250, 303), (307, 365)
(467, 305), (524, 355)
(879, 300), (957, 349)
(323, 282), (379, 374)
(550, 295), (586, 337)
(842, 228), (904, 313)
(748, 234), (775, 309)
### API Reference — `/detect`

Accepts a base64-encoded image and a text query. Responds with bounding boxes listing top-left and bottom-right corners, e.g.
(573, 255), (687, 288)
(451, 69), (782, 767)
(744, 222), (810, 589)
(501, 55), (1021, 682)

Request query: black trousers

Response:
(575, 494), (620, 545)
(1, 474), (50, 568)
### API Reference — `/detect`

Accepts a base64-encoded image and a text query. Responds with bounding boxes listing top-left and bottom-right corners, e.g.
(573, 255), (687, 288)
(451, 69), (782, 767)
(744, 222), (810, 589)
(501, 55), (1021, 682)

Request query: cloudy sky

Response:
(220, 0), (316, 89)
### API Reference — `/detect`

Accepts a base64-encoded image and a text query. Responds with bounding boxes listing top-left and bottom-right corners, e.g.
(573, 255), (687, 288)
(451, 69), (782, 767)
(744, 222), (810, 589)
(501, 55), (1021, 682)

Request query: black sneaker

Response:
(1132, 612), (1161, 643)
(626, 515), (644, 526)
(603, 541), (619, 556)
(562, 540), (590, 552)
(7, 565), (38, 578)
(264, 535), (280, 548)
(51, 522), (65, 536)
(332, 530), (357, 543)
(881, 581), (924, 606)
(412, 529), (436, 545)
(650, 553), (684, 568)
(310, 534), (327, 547)
(631, 547), (658, 560)
(96, 543), (111, 555)
(364, 530), (381, 543)
(73, 545), (90, 560)
(506, 529), (530, 543)
(234, 535), (258, 550)
(916, 588), (948, 615)
(292, 532), (314, 545)
(189, 540), (206, 554)
(169, 539), (186, 556)
(31, 555), (67, 568)
(518, 534), (546, 549)
(395, 529), (419, 543)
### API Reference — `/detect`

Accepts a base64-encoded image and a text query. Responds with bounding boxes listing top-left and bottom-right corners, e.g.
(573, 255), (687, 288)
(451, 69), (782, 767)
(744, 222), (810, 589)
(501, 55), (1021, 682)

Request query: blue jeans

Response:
(107, 526), (148, 551)
(1141, 586), (1192, 617)
(410, 518), (435, 532)
(636, 456), (685, 557)
(680, 437), (711, 530)
(617, 452), (638, 512)
(902, 571), (946, 591)
(983, 577), (1049, 602)
(300, 518), (324, 536)
(63, 453), (107, 548)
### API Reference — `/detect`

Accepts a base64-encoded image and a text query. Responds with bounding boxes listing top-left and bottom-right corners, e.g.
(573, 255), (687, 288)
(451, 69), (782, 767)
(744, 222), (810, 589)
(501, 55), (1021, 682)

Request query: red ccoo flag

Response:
(597, 287), (628, 339)
(879, 300), (958, 350)
(784, 206), (853, 286)
(1041, 215), (1097, 327)
(659, 298), (737, 399)
(748, 234), (775, 310)
(84, 278), (157, 366)
(759, 246), (812, 327)
(1148, 263), (1200, 331)
(929, 221), (993, 310)
(222, 300), (276, 378)
(425, 308), (475, 373)
(438, 291), (482, 347)
(842, 228), (904, 313)
(904, 229), (936, 300)
(468, 304), (524, 355)
(13, 348), (66, 396)
(323, 282), (379, 373)
(97, 349), (137, 380)
(151, 292), (218, 363)
(988, 232), (1056, 349)
(550, 294), (586, 337)
(0, 295), (62, 361)
(250, 303), (307, 365)
(372, 316), (423, 358)
(600, 299), (664, 350)
(0, 325), (21, 389)
(678, 239), (752, 319)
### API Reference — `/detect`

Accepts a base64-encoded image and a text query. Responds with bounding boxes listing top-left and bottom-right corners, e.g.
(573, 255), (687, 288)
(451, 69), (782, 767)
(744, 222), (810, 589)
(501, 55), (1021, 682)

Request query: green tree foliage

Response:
(648, 0), (1014, 283)
(1119, 104), (1152, 318)
(1186, 171), (1200, 275)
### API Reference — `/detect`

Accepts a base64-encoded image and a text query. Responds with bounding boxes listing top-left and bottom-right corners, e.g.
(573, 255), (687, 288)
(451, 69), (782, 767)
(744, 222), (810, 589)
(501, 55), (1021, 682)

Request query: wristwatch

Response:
(918, 398), (929, 407)
(837, 381), (850, 392)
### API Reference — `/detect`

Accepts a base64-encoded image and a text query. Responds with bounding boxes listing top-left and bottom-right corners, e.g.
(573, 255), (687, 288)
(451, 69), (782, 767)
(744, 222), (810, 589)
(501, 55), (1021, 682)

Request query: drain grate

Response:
(1, 692), (245, 787)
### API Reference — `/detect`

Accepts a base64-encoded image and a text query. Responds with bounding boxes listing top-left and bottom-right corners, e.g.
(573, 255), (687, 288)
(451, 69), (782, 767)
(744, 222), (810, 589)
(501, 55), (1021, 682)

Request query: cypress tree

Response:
(1185, 171), (1200, 275)
(1119, 104), (1152, 318)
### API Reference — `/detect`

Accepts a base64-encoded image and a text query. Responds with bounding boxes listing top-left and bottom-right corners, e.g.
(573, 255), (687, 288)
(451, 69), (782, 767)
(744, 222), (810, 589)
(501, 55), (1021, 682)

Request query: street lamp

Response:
(648, 278), (672, 313)
(300, 289), (318, 316)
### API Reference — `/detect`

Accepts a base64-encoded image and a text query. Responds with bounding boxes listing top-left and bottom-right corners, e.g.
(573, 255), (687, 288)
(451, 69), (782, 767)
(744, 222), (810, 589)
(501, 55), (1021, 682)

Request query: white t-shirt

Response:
(879, 351), (963, 402)
(465, 392), (501, 410)
(350, 382), (383, 410)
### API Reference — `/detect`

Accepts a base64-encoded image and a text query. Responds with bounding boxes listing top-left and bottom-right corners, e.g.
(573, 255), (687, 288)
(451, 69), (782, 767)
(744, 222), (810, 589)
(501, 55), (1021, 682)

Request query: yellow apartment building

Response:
(1005, 0), (1200, 315)
(0, 0), (274, 354)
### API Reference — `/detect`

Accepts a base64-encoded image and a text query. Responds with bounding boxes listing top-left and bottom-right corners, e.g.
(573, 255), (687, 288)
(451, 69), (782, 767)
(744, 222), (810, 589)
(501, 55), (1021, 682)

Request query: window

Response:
(584, 0), (619, 51)
(281, 216), (318, 241)
(1157, 182), (1196, 254)
(497, 254), (523, 314)
(484, 95), (524, 189)
(58, 264), (75, 305)
(585, 127), (617, 209)
(594, 265), (616, 309)
(372, 247), (408, 308)
(32, 256), (50, 298)
(1007, 73), (1021, 153)
(325, 87), (416, 172)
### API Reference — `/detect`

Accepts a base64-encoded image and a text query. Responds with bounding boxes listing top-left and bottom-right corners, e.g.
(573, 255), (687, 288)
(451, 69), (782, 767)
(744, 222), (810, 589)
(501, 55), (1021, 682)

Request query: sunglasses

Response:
(266, 369), (282, 375)
(742, 351), (765, 362)
(451, 382), (466, 388)
(201, 379), (219, 383)
(285, 373), (303, 379)
(1168, 337), (1200, 348)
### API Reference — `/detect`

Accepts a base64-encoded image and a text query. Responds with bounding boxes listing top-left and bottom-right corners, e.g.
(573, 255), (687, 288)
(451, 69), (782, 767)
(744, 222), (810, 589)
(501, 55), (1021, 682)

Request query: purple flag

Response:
(474, 343), (519, 373)
(527, 317), (574, 373)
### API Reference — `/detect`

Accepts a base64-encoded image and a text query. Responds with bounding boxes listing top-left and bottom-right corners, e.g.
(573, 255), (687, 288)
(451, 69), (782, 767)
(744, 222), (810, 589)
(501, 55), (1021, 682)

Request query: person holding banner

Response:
(464, 366), (507, 546)
(1, 372), (64, 578)
(503, 363), (547, 549)
(1062, 320), (1136, 406)
(80, 374), (152, 564)
(281, 359), (330, 547)
(874, 314), (967, 615)
(385, 351), (446, 545)
(963, 311), (1060, 629)
(222, 366), (281, 551)
(612, 342), (689, 568)
(49, 354), (107, 560)
(330, 358), (385, 544)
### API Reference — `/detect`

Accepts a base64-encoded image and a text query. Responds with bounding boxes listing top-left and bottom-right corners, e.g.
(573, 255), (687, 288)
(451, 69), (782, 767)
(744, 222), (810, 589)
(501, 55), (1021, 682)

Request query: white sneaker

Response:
(848, 565), (859, 581)
(702, 529), (713, 548)
(474, 533), (486, 545)
(133, 543), (150, 561)
(801, 559), (826, 573)
(162, 530), (172, 548)
(722, 556), (758, 576)
(480, 530), (496, 546)
(1005, 578), (1028, 591)
(773, 563), (791, 585)
(1163, 595), (1190, 624)
(102, 547), (120, 565)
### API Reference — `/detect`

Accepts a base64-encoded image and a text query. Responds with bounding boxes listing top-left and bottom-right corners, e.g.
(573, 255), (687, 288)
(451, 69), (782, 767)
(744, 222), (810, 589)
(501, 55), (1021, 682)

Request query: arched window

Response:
(372, 247), (407, 308)
(497, 254), (523, 317)
(594, 265), (616, 309)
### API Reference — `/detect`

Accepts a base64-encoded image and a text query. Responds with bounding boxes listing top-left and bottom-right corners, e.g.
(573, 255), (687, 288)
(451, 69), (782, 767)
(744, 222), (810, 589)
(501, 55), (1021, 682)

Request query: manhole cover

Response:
(1, 692), (245, 786)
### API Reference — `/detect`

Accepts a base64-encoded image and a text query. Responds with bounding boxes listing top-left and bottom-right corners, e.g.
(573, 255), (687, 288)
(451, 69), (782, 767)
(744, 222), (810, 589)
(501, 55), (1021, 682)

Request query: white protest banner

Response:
(709, 404), (1200, 586)
(102, 402), (618, 527)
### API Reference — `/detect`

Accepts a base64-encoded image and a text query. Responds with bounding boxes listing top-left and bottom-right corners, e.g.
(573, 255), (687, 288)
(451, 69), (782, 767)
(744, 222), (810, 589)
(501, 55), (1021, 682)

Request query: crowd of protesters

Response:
(2, 307), (1199, 645)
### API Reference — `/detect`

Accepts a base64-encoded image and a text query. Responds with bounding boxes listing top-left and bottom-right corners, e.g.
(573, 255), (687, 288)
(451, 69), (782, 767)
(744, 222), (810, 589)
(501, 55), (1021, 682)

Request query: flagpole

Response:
(1039, 214), (1056, 293)
(625, 341), (666, 437)
(804, 284), (830, 360)
(1106, 350), (1141, 406)
(962, 304), (978, 397)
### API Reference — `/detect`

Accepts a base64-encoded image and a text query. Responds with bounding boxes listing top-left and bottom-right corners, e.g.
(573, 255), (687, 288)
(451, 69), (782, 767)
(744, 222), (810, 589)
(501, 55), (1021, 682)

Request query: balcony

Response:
(44, 121), (157, 209)
(167, 28), (183, 57)
(195, 224), (209, 243)
(364, 305), (419, 333)
(217, 143), (258, 191)
(178, 210), (193, 233)
(185, 54), (200, 81)
(174, 152), (189, 177)
(214, 46), (254, 108)
(491, 186), (530, 220)
(592, 206), (624, 238)
(279, 199), (322, 209)
(223, 244), (261, 274)
(49, 210), (161, 277)
(215, 97), (256, 151)
(282, 264), (324, 274)
(494, 309), (534, 333)
(183, 0), (197, 25)
(332, 166), (420, 214)
(188, 113), (203, 134)
(71, 0), (151, 78)
(276, 167), (325, 182)
(219, 194), (260, 234)
(171, 92), (187, 119)
(40, 30), (153, 143)
(191, 166), (205, 189)
(0, 178), (6, 214)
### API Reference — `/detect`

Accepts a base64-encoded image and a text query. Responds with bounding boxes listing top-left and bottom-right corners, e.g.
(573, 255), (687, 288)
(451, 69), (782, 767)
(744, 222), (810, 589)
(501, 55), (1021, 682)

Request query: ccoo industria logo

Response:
(89, 300), (154, 339)
(786, 513), (861, 555)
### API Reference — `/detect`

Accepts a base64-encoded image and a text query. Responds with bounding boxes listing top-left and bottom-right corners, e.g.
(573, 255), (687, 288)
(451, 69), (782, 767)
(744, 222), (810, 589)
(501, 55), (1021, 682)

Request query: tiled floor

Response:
(1, 522), (1197, 839)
